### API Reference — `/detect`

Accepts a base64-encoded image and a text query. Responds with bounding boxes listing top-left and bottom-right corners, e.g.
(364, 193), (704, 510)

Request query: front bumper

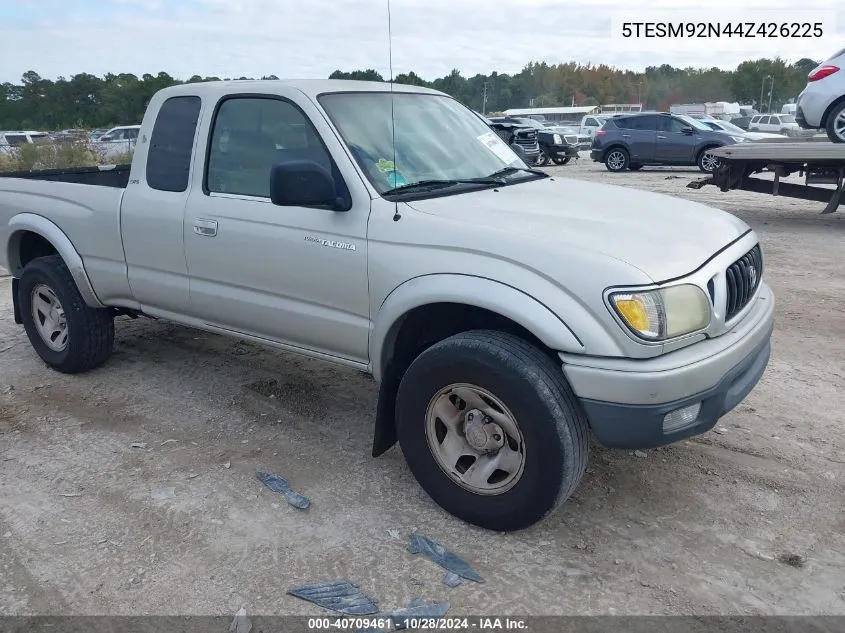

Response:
(547, 144), (579, 158)
(561, 283), (774, 449)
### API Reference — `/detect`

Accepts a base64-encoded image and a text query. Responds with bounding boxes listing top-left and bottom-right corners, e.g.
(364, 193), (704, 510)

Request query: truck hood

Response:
(404, 176), (750, 283)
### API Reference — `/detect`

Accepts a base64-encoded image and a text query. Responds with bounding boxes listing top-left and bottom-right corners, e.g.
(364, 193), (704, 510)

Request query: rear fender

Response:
(6, 213), (105, 308)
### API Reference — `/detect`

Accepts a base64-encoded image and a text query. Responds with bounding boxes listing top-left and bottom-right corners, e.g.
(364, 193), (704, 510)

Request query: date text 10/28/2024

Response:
(307, 616), (529, 630)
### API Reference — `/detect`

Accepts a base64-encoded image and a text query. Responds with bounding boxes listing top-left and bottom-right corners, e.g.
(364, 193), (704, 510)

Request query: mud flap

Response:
(372, 365), (400, 457)
(11, 277), (22, 324)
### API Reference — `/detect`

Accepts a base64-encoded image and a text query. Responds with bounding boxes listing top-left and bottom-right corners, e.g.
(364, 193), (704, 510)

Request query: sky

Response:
(1, 0), (843, 83)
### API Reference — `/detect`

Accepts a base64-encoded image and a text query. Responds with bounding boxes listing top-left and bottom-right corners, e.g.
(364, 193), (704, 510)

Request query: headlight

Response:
(609, 284), (711, 341)
(553, 133), (562, 144)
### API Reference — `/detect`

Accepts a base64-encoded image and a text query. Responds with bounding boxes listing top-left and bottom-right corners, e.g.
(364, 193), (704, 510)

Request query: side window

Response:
(630, 115), (658, 130)
(206, 97), (333, 198)
(750, 116), (759, 124)
(613, 117), (631, 129)
(659, 117), (687, 133)
(126, 128), (139, 140)
(770, 116), (780, 125)
(760, 116), (770, 125)
(585, 118), (597, 127)
(5, 134), (28, 147)
(146, 95), (202, 192)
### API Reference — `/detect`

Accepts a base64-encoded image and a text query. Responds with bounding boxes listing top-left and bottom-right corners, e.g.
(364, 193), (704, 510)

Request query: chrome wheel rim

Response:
(424, 383), (526, 496)
(834, 111), (845, 141)
(31, 284), (68, 352)
(607, 151), (625, 170)
(701, 152), (721, 172)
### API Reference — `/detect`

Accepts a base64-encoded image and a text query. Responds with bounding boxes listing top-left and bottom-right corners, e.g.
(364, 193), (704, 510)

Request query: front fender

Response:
(370, 273), (586, 382)
(6, 213), (105, 308)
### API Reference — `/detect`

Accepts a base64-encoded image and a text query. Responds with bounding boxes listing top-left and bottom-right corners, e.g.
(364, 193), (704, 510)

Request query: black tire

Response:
(825, 102), (845, 143)
(552, 156), (570, 165)
(697, 147), (722, 173)
(18, 254), (114, 374)
(395, 330), (589, 532)
(535, 148), (550, 166)
(604, 147), (629, 172)
(629, 163), (643, 171)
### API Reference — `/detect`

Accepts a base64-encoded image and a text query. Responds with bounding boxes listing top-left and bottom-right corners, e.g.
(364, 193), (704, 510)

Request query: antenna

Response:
(388, 0), (401, 221)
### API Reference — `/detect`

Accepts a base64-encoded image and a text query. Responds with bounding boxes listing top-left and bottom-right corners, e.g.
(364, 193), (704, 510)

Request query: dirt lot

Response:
(1, 158), (844, 617)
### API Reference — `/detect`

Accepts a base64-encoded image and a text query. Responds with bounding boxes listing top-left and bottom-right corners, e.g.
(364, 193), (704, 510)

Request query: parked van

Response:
(0, 131), (50, 155)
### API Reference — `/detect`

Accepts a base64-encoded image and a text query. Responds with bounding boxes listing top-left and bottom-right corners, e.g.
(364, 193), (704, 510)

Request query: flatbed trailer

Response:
(688, 142), (845, 214)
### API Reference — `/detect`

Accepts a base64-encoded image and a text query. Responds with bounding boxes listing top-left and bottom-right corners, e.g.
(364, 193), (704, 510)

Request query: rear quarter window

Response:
(146, 95), (202, 192)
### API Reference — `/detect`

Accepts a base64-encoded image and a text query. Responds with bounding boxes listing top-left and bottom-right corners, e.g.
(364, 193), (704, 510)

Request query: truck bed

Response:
(0, 164), (130, 188)
(710, 142), (845, 163)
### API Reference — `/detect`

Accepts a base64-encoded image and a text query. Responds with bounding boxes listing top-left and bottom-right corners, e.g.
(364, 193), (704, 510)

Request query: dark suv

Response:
(590, 112), (740, 173)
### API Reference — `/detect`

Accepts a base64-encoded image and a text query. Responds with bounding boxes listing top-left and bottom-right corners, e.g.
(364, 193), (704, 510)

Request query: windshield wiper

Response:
(382, 177), (505, 195)
(382, 166), (547, 196)
(485, 166), (548, 178)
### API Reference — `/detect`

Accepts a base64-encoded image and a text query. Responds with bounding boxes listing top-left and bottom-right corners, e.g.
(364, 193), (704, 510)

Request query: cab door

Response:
(182, 92), (372, 364)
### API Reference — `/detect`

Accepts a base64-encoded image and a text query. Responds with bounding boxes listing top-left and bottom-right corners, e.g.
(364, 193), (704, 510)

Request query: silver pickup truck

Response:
(0, 80), (774, 531)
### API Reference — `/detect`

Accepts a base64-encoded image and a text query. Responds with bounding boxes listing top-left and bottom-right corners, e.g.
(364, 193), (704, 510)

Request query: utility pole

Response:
(768, 76), (774, 114)
(760, 74), (772, 112)
(482, 82), (489, 115)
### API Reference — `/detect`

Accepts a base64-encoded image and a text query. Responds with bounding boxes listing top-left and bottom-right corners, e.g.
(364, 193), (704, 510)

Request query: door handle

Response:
(657, 135), (667, 139)
(622, 134), (630, 138)
(193, 218), (218, 237)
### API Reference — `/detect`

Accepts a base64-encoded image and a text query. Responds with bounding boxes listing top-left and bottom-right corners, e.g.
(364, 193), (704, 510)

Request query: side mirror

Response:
(681, 126), (694, 135)
(269, 160), (347, 211)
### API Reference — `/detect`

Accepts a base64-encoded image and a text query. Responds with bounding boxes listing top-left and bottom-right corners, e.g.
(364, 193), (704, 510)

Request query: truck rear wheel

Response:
(395, 330), (589, 531)
(18, 255), (114, 374)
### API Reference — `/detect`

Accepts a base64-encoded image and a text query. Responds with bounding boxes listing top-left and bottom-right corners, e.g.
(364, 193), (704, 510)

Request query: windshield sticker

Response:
(477, 131), (517, 163)
(375, 158), (396, 173)
(386, 171), (408, 187)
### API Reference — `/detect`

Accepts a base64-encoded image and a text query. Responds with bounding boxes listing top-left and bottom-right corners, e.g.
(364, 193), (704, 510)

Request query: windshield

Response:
(319, 92), (529, 195)
(675, 114), (711, 131)
(551, 126), (578, 135)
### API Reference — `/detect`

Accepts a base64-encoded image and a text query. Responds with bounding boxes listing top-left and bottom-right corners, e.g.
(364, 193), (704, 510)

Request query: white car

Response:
(90, 125), (141, 158)
(0, 130), (50, 157)
(748, 113), (800, 135)
(699, 119), (787, 142)
(796, 47), (845, 143)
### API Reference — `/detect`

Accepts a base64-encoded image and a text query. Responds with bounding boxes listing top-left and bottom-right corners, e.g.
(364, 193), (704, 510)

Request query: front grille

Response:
(725, 244), (763, 321)
(514, 131), (538, 146)
(563, 135), (577, 145)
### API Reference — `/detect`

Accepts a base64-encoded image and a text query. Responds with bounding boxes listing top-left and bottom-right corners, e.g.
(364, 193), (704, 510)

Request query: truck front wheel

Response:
(18, 255), (114, 374)
(395, 330), (589, 531)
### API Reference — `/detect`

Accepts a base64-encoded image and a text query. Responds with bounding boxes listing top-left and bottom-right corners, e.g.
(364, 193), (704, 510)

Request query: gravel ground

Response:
(1, 156), (844, 617)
